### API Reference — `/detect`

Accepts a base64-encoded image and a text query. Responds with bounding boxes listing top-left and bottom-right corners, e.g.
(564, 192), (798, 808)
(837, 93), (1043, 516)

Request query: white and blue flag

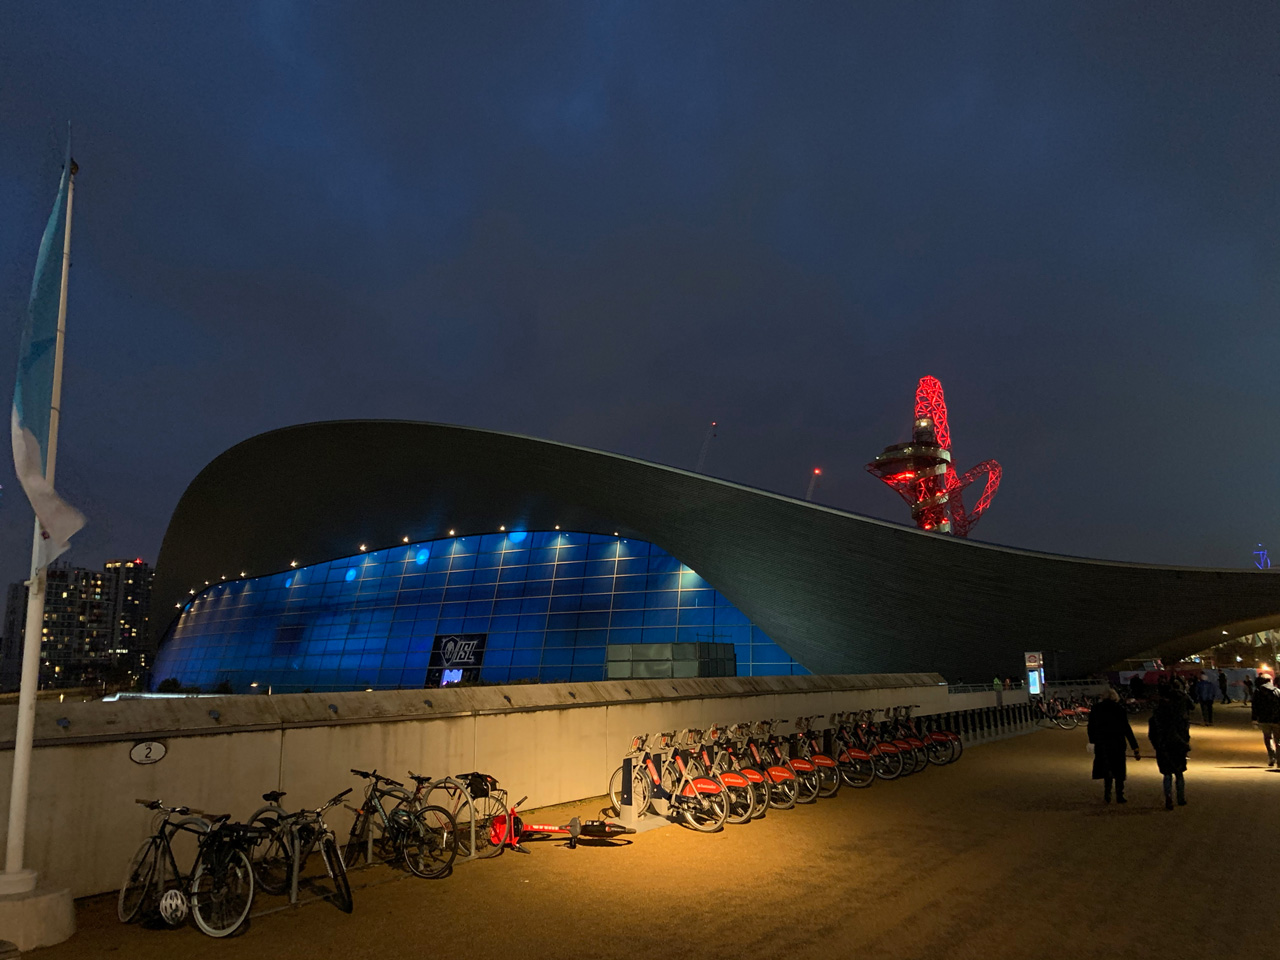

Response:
(11, 159), (85, 568)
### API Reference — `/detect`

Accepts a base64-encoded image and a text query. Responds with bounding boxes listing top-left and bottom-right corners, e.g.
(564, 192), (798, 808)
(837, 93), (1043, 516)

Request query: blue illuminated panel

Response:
(151, 531), (806, 694)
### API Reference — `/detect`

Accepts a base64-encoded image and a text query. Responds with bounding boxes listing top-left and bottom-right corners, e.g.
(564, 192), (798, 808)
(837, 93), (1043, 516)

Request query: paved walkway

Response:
(35, 703), (1277, 959)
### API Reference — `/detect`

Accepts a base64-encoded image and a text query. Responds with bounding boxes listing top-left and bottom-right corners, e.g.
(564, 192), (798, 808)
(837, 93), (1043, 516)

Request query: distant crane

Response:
(805, 467), (822, 501)
(695, 420), (718, 473)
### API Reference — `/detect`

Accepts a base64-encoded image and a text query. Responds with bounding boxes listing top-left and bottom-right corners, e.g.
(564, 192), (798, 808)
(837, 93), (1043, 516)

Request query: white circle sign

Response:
(129, 741), (167, 765)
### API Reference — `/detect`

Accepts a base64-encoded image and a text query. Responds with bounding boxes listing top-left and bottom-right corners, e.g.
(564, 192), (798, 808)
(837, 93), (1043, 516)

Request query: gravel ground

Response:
(32, 703), (1277, 960)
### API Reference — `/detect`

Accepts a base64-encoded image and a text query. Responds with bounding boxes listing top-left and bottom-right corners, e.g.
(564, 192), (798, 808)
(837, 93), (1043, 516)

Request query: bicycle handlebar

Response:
(321, 787), (353, 811)
(350, 768), (404, 788)
(135, 799), (191, 815)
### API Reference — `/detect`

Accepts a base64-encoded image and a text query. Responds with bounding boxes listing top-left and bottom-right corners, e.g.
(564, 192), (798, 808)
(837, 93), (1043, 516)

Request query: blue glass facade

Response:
(151, 531), (805, 693)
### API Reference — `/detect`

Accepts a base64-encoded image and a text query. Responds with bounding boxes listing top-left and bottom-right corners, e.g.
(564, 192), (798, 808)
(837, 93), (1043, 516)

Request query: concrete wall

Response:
(0, 672), (1036, 898)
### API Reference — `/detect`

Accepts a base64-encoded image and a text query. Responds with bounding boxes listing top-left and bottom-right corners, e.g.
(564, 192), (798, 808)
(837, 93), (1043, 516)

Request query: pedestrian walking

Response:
(1194, 672), (1216, 725)
(1243, 676), (1254, 701)
(1250, 673), (1280, 767)
(1148, 685), (1191, 810)
(1218, 670), (1231, 704)
(1087, 688), (1139, 804)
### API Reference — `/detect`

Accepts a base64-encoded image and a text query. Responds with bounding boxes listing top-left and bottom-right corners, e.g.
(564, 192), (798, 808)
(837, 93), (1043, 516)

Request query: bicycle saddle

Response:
(407, 772), (432, 784)
(262, 790), (286, 803)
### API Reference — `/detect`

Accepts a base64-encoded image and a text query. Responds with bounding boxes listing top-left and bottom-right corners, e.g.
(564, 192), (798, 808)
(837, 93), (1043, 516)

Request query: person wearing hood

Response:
(1087, 688), (1140, 804)
(1149, 683), (1191, 810)
(1250, 673), (1280, 767)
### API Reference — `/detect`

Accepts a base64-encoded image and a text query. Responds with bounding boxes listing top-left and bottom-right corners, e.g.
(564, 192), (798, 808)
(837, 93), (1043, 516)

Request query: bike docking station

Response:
(617, 755), (676, 835)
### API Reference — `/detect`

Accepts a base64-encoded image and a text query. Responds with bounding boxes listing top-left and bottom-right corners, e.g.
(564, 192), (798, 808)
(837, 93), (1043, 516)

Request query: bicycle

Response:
(342, 769), (457, 879)
(118, 799), (211, 925)
(418, 771), (508, 860)
(495, 796), (635, 852)
(741, 722), (799, 809)
(118, 799), (263, 938)
(189, 816), (265, 937)
(251, 787), (354, 912)
(794, 716), (842, 798)
(829, 712), (877, 788)
(758, 720), (820, 803)
(694, 727), (756, 824)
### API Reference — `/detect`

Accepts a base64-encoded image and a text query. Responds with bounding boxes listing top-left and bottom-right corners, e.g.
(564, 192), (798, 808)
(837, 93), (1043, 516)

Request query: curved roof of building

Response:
(153, 420), (1280, 679)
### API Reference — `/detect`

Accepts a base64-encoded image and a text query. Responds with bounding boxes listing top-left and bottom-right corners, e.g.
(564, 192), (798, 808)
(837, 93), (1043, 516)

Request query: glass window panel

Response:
(554, 561), (585, 579)
(550, 594), (582, 613)
(643, 608), (677, 627)
(587, 542), (618, 561)
(611, 591), (644, 610)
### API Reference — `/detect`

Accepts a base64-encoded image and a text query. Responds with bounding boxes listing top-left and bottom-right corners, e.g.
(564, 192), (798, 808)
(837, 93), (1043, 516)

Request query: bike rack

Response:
(422, 776), (500, 864)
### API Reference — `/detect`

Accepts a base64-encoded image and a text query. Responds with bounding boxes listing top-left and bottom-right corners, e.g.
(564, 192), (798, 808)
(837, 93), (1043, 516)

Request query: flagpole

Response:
(1, 158), (76, 892)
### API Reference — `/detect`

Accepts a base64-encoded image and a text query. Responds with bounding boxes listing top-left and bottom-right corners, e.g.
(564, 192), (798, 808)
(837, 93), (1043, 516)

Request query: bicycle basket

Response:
(457, 772), (499, 799)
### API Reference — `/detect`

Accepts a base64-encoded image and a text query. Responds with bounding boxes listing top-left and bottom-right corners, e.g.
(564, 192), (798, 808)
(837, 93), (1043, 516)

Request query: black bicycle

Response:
(342, 769), (457, 879)
(251, 788), (354, 912)
(119, 799), (264, 937)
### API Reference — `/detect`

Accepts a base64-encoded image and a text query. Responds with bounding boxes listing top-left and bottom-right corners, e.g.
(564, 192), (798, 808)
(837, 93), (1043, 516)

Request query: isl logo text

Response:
(440, 636), (479, 667)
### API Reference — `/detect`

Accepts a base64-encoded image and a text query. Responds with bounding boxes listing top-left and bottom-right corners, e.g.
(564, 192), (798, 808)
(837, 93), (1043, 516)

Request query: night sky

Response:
(1, 3), (1277, 593)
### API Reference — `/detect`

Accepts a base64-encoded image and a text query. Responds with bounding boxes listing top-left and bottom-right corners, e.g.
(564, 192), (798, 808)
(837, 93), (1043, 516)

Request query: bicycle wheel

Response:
(679, 790), (727, 832)
(718, 777), (755, 825)
(250, 816), (291, 896)
(873, 750), (903, 781)
(319, 835), (353, 913)
(608, 764), (653, 816)
(1056, 714), (1079, 730)
(767, 776), (797, 810)
(468, 795), (508, 859)
(118, 837), (161, 923)
(190, 847), (255, 938)
(749, 780), (769, 818)
(816, 765), (841, 798)
(793, 770), (820, 804)
(342, 812), (368, 869)
(400, 805), (457, 879)
(910, 746), (929, 774)
(840, 757), (876, 788)
(926, 739), (953, 766)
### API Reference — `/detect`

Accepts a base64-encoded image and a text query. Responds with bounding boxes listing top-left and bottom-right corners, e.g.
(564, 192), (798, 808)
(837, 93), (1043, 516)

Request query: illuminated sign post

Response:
(1025, 651), (1044, 696)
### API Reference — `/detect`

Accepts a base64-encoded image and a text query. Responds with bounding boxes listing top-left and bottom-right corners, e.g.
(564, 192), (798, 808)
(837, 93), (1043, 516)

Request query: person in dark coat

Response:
(1148, 684), (1191, 810)
(1087, 688), (1139, 803)
(1194, 672), (1216, 725)
(1250, 673), (1280, 766)
(1218, 670), (1231, 704)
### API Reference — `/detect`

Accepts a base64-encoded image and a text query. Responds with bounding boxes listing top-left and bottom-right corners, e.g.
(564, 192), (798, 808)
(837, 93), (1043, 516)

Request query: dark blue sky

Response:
(1, 2), (1277, 589)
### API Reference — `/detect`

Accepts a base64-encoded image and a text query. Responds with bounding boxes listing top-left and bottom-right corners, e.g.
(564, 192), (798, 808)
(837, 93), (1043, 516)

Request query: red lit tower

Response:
(865, 376), (1001, 537)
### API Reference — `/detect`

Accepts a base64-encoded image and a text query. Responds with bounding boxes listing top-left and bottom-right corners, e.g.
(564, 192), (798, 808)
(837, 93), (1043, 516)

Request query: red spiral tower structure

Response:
(866, 375), (1001, 536)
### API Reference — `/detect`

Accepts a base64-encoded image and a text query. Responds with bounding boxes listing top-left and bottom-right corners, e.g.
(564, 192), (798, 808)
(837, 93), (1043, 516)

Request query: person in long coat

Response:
(1087, 688), (1140, 803)
(1148, 684), (1191, 810)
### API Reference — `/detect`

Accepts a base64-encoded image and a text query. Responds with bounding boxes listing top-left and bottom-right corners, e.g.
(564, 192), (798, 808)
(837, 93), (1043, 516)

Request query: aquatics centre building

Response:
(149, 421), (1280, 694)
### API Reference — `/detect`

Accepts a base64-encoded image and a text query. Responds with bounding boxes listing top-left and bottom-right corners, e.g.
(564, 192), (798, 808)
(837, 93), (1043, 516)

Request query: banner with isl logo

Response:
(426, 633), (488, 687)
